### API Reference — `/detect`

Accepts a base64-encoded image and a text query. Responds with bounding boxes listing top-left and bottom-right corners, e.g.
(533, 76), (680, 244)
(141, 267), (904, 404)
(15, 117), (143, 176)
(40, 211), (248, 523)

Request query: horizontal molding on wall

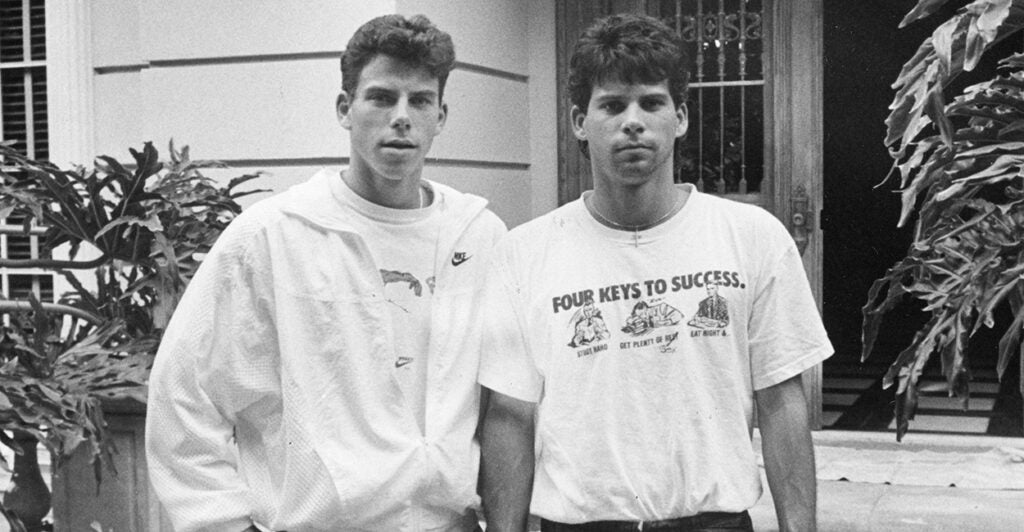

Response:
(94, 52), (528, 83)
(452, 61), (527, 83)
(216, 156), (529, 170)
(428, 157), (528, 170)
(114, 157), (528, 172)
(94, 63), (148, 74)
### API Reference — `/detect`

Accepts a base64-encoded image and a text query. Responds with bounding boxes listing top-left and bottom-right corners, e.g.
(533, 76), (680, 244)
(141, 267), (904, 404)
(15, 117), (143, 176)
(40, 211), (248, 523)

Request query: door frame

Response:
(770, 1), (824, 428)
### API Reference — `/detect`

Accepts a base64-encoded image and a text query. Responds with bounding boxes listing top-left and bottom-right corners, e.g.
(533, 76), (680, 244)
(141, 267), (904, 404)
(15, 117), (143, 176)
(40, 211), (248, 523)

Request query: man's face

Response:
(707, 283), (719, 297)
(338, 54), (447, 183)
(571, 79), (687, 186)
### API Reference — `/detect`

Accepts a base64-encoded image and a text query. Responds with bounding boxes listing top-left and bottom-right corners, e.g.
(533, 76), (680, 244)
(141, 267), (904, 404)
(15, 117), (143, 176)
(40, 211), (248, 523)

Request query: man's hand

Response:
(480, 388), (536, 532)
(755, 374), (817, 532)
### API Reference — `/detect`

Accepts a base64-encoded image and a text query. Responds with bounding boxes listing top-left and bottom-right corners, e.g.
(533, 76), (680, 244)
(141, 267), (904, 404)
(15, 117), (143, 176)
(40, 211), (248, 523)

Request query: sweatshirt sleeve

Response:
(145, 216), (278, 532)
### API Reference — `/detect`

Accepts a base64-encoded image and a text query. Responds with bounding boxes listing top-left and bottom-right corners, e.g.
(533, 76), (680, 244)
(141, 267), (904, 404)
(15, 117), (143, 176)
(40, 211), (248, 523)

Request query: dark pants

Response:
(540, 511), (753, 532)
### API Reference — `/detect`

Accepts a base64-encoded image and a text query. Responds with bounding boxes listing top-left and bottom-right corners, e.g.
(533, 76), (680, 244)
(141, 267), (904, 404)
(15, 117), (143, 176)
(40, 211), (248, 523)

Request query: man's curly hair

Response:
(568, 14), (689, 110)
(341, 14), (456, 101)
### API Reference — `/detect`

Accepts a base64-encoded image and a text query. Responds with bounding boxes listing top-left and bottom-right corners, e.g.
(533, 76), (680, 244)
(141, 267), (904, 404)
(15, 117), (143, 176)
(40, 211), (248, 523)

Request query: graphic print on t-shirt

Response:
(380, 268), (434, 369)
(567, 297), (610, 348)
(552, 270), (744, 357)
(380, 269), (436, 302)
(687, 282), (730, 330)
(380, 269), (423, 299)
(620, 299), (683, 336)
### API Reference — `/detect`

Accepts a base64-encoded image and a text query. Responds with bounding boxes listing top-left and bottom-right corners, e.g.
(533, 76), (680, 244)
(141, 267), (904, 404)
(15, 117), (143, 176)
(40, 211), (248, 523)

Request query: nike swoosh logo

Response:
(395, 356), (414, 368)
(451, 252), (471, 267)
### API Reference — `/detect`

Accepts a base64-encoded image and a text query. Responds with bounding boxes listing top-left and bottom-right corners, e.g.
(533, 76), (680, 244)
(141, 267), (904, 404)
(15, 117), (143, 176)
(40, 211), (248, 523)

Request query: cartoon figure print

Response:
(688, 281), (729, 329)
(380, 269), (436, 298)
(380, 269), (423, 296)
(621, 299), (683, 336)
(568, 297), (610, 347)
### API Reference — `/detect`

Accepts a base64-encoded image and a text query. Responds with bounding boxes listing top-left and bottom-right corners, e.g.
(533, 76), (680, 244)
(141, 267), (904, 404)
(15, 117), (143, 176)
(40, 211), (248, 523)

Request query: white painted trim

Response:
(45, 0), (94, 167)
(527, 0), (558, 220)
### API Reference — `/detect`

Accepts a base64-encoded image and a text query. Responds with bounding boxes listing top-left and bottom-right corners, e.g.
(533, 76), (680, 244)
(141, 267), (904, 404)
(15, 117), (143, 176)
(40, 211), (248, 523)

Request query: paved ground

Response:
(752, 479), (1024, 531)
(3, 430), (1022, 531)
(751, 430), (1024, 531)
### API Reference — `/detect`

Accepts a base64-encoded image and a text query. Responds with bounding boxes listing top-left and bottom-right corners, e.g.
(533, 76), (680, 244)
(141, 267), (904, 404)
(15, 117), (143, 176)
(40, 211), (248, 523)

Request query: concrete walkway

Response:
(750, 430), (1024, 531)
(3, 430), (1022, 531)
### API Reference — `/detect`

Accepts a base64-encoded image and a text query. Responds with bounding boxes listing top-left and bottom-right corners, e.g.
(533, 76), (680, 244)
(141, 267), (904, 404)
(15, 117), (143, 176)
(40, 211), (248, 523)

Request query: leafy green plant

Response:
(862, 0), (1024, 440)
(0, 141), (266, 526)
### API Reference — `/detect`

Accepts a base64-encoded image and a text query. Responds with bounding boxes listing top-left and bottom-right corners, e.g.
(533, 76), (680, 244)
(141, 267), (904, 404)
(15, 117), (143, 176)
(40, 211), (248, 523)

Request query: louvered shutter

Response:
(1, 0), (52, 305)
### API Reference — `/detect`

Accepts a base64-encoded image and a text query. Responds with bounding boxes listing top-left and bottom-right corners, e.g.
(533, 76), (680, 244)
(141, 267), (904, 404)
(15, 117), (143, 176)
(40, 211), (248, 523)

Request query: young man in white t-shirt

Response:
(146, 15), (505, 532)
(479, 14), (832, 532)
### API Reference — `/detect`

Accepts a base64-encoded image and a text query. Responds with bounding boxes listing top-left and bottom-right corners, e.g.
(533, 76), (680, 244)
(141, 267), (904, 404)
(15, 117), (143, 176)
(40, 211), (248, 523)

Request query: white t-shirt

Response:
(478, 185), (833, 523)
(332, 175), (439, 433)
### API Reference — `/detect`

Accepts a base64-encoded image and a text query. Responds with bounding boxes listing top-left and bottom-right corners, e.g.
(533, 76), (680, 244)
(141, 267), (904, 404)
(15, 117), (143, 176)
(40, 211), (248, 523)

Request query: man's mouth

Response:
(381, 140), (416, 149)
(616, 143), (651, 152)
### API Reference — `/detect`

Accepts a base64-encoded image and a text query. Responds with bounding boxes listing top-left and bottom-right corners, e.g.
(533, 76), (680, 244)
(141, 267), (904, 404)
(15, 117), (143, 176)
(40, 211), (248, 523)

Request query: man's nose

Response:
(622, 103), (644, 134)
(391, 97), (411, 129)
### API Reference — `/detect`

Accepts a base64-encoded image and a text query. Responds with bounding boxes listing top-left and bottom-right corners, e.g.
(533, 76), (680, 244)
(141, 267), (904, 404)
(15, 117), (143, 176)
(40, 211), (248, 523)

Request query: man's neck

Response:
(343, 161), (424, 209)
(589, 173), (684, 229)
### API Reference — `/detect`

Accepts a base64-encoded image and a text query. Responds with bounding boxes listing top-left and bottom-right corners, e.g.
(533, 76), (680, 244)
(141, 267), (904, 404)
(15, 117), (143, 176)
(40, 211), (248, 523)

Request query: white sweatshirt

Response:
(146, 169), (506, 532)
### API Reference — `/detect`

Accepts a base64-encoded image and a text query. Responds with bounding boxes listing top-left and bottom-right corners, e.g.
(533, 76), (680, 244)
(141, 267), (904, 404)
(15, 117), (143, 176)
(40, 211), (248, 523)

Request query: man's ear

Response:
(571, 105), (587, 141)
(337, 92), (352, 130)
(675, 103), (689, 138)
(434, 102), (448, 135)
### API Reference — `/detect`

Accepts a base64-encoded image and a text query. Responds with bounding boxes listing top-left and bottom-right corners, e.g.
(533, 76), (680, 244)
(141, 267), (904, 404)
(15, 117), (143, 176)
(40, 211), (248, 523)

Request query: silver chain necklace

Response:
(586, 190), (684, 247)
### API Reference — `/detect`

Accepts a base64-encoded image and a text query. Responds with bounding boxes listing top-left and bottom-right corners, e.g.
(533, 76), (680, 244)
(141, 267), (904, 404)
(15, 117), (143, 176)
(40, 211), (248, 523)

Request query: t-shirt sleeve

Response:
(748, 227), (834, 390)
(478, 242), (543, 402)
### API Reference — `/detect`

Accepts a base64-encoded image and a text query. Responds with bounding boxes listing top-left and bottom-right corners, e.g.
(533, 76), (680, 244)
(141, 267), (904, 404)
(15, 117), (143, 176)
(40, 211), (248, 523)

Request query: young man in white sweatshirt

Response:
(146, 14), (505, 532)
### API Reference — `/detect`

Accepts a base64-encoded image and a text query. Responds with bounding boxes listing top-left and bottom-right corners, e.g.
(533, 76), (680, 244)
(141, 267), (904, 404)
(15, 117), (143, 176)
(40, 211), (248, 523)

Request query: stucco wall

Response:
(87, 0), (554, 227)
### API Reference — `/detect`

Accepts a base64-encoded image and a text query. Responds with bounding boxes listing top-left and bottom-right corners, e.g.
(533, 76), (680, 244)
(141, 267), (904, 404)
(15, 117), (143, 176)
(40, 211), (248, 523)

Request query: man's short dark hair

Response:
(341, 14), (456, 101)
(568, 14), (689, 110)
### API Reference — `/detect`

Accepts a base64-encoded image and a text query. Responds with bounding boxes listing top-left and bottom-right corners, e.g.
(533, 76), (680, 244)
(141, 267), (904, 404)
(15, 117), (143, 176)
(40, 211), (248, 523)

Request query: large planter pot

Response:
(3, 430), (51, 531)
(49, 399), (172, 532)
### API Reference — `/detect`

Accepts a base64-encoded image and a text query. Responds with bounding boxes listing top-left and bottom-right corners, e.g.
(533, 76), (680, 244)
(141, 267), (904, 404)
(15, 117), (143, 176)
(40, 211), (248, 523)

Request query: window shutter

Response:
(1, 0), (47, 160)
(1, 0), (51, 306)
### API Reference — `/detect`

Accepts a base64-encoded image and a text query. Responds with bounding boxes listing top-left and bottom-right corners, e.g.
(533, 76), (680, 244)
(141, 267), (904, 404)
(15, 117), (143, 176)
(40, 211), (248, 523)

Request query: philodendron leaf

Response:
(226, 172), (264, 191)
(961, 155), (1023, 182)
(964, 0), (1013, 71)
(926, 87), (956, 149)
(899, 161), (948, 227)
(932, 15), (962, 76)
(94, 155), (130, 177)
(895, 384), (918, 442)
(950, 367), (971, 409)
(1000, 51), (1024, 68)
(94, 214), (164, 240)
(965, 21), (989, 71)
(900, 0), (955, 28)
(955, 141), (1024, 157)
(999, 118), (1024, 135)
(129, 142), (162, 182)
(997, 288), (1024, 378)
(887, 41), (934, 150)
(971, 0), (1013, 36)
